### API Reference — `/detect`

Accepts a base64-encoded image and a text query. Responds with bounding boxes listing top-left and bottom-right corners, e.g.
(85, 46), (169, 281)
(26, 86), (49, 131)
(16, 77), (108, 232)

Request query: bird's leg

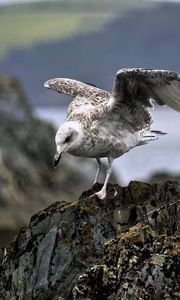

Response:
(93, 158), (102, 184)
(95, 157), (113, 199)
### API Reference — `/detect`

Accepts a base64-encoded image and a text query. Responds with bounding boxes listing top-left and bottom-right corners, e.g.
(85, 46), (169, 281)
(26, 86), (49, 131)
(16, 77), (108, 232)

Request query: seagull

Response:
(44, 68), (180, 199)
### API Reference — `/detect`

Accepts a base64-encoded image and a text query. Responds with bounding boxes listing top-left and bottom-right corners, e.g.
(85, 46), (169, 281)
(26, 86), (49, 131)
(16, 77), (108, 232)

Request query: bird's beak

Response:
(53, 152), (62, 169)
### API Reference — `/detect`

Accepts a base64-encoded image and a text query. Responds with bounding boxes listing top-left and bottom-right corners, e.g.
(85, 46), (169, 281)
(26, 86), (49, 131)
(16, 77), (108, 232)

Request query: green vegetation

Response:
(0, 0), (153, 58)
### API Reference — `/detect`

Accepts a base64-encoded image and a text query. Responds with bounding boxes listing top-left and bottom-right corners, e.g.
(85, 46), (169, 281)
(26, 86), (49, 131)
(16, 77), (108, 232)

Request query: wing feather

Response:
(44, 78), (108, 99)
(153, 81), (180, 111)
(44, 77), (110, 121)
(111, 68), (180, 130)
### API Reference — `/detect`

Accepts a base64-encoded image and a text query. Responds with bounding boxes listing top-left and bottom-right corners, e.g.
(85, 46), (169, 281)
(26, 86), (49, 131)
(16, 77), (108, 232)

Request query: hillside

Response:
(0, 0), (148, 57)
(0, 2), (180, 106)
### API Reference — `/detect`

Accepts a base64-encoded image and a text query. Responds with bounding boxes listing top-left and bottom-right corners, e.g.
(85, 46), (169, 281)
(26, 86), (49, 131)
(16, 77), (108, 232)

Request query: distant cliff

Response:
(0, 181), (180, 299)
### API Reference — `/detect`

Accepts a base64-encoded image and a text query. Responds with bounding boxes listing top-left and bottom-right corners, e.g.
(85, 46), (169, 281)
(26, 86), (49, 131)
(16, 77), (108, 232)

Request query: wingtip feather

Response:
(44, 80), (50, 89)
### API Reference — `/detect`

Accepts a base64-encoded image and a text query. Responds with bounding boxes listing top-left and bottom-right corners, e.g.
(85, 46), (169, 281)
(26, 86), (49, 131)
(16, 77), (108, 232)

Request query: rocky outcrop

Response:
(0, 75), (95, 246)
(0, 181), (180, 300)
(73, 223), (180, 300)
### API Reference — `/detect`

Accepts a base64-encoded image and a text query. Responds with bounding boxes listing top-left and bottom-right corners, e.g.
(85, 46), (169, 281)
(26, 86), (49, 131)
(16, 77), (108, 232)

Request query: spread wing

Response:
(44, 78), (110, 119)
(110, 68), (180, 131)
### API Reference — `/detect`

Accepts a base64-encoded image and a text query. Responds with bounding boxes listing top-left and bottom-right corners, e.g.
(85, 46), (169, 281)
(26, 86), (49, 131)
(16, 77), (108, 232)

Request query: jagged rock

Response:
(73, 224), (180, 300)
(0, 181), (180, 300)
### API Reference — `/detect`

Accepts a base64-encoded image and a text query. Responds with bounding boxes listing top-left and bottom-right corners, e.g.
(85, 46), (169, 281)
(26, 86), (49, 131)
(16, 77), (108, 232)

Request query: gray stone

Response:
(0, 181), (180, 299)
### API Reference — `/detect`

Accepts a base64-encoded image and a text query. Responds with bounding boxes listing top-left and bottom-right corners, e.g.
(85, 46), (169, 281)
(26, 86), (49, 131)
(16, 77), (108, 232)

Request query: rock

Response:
(0, 181), (180, 300)
(0, 75), (97, 247)
(73, 224), (180, 300)
(148, 171), (180, 184)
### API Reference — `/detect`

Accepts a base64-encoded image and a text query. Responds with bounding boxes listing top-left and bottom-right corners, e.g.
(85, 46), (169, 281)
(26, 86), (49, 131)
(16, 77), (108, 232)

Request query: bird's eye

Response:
(64, 135), (72, 143)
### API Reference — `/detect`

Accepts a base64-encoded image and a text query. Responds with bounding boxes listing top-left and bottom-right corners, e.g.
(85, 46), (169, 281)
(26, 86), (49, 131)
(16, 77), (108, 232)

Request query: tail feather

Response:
(150, 130), (167, 136)
(137, 129), (167, 146)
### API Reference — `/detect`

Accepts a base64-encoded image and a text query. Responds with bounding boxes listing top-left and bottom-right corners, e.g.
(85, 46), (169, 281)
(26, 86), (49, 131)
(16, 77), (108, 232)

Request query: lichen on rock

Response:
(0, 181), (180, 299)
(73, 223), (180, 300)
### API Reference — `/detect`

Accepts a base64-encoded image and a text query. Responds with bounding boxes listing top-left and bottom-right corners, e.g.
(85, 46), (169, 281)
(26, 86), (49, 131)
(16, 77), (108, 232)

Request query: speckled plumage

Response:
(44, 68), (180, 199)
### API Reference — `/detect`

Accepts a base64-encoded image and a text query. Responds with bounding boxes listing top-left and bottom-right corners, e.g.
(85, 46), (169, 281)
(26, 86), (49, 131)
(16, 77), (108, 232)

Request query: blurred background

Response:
(0, 0), (180, 246)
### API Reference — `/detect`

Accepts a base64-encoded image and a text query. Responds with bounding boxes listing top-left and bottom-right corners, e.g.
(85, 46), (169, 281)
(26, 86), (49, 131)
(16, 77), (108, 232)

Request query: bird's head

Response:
(53, 121), (84, 168)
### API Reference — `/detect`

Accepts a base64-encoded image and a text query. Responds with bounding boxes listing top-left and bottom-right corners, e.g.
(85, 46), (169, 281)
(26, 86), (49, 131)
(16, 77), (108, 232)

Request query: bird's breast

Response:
(68, 123), (139, 159)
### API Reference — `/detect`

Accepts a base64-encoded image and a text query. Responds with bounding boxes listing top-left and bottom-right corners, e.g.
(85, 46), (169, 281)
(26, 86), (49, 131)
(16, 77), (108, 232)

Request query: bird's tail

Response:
(150, 130), (167, 135)
(137, 130), (167, 146)
(150, 130), (167, 136)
